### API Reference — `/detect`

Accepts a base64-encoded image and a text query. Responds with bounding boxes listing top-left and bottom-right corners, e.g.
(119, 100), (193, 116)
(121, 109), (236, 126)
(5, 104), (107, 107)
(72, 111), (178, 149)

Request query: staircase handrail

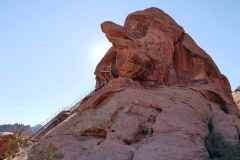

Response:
(39, 87), (96, 128)
(33, 64), (113, 139)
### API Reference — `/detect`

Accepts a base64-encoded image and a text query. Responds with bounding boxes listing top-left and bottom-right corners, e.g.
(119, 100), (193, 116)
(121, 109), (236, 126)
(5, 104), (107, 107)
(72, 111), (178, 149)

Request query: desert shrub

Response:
(4, 129), (32, 159)
(10, 129), (31, 152)
(28, 143), (64, 160)
(205, 132), (240, 160)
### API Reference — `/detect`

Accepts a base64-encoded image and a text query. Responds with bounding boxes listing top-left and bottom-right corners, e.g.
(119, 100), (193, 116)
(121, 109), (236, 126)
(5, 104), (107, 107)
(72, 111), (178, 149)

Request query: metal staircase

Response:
(32, 64), (115, 141)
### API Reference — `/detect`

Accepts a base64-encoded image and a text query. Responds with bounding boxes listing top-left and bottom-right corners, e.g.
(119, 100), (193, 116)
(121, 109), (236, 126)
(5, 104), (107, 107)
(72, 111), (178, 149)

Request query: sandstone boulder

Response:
(0, 132), (13, 159)
(97, 8), (223, 85)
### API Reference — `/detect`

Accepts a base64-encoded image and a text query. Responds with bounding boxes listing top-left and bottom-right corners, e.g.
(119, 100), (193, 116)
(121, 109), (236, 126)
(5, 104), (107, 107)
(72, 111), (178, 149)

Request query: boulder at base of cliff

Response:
(0, 132), (13, 159)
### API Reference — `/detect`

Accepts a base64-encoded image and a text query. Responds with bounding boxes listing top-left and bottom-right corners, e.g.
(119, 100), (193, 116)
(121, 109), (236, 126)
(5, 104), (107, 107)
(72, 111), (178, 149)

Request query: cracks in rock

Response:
(132, 100), (162, 112)
(204, 113), (214, 158)
(165, 31), (185, 85)
(181, 100), (196, 110)
(129, 143), (142, 160)
(44, 133), (71, 139)
(81, 128), (107, 138)
(139, 81), (163, 90)
(207, 113), (214, 133)
(109, 102), (161, 146)
(96, 139), (105, 146)
(92, 91), (114, 108)
(219, 105), (230, 114)
(208, 104), (212, 111)
(235, 125), (240, 143)
(150, 104), (163, 113)
(128, 150), (137, 160)
(131, 102), (161, 137)
(200, 90), (229, 114)
(187, 87), (205, 98)
(174, 31), (185, 46)
(139, 115), (156, 136)
(122, 139), (133, 145)
(108, 105), (125, 127)
(78, 106), (124, 139)
(164, 30), (185, 85)
(128, 152), (134, 160)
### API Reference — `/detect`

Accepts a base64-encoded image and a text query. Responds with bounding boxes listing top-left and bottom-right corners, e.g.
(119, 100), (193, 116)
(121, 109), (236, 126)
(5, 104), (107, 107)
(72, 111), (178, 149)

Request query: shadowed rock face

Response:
(32, 8), (240, 160)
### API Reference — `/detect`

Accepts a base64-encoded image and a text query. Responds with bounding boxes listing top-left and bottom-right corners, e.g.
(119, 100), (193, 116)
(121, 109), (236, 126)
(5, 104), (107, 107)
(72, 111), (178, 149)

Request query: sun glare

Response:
(93, 41), (112, 63)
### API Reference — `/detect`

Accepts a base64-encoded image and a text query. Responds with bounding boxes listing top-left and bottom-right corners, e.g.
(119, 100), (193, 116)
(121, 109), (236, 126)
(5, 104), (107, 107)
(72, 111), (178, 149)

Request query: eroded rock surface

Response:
(233, 86), (240, 109)
(0, 132), (13, 158)
(32, 8), (240, 160)
(96, 8), (226, 88)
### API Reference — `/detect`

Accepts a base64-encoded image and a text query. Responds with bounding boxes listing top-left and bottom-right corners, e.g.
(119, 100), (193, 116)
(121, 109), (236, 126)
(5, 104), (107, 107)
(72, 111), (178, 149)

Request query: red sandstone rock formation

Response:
(233, 86), (240, 109)
(32, 8), (240, 160)
(0, 132), (13, 159)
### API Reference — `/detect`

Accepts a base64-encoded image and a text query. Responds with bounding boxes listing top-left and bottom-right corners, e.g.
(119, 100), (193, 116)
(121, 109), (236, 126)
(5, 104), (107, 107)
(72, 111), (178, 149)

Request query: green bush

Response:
(205, 132), (240, 160)
(2, 130), (63, 160)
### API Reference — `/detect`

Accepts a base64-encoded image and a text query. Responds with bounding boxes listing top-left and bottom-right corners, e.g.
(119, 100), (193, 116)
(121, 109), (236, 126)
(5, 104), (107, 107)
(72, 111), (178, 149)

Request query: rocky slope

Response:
(31, 8), (240, 160)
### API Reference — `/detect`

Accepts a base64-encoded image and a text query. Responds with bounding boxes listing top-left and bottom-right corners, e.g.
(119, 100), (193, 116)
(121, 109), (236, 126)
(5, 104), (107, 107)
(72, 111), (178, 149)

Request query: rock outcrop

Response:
(31, 8), (240, 160)
(0, 132), (13, 159)
(233, 86), (240, 109)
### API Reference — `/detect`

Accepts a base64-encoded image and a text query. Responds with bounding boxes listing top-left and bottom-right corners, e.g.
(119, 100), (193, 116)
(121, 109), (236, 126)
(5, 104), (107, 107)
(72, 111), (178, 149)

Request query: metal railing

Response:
(34, 64), (114, 139)
(32, 86), (98, 140)
(39, 87), (96, 128)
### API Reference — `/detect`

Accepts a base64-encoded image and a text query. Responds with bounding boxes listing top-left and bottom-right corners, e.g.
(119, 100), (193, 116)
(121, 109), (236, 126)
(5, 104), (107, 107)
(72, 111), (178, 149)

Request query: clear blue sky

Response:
(0, 0), (239, 126)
